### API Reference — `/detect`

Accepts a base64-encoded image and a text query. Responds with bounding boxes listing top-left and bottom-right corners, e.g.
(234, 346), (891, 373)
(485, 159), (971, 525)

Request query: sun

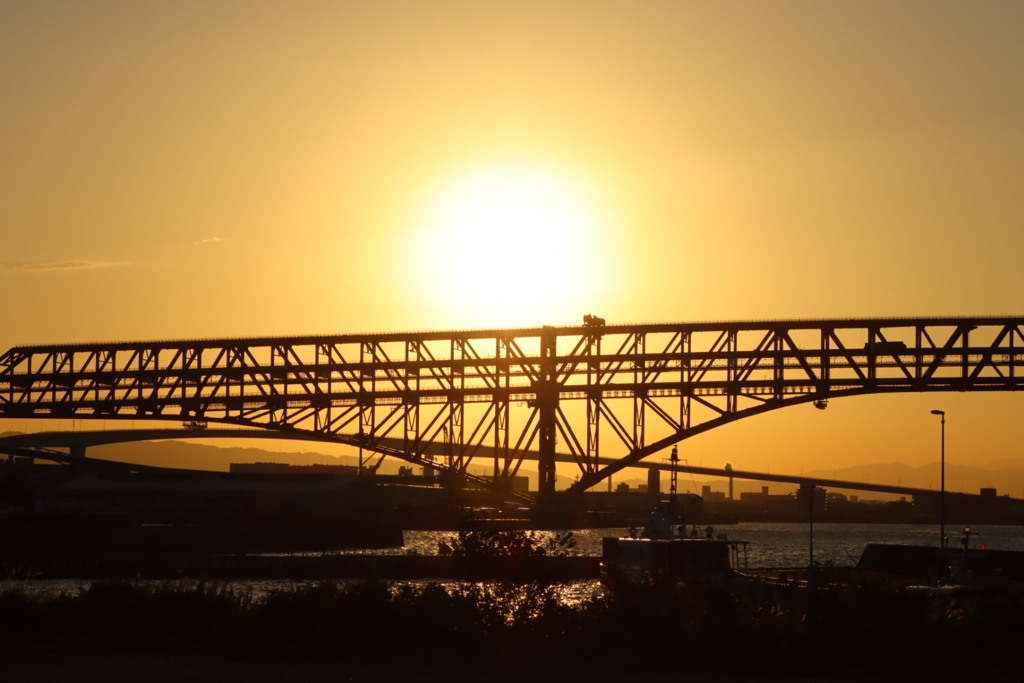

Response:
(410, 161), (609, 328)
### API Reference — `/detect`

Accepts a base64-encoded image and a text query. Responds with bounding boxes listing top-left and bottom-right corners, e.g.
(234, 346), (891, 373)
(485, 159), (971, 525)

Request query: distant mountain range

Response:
(95, 439), (363, 473)
(5, 433), (1024, 500)
(0, 433), (360, 473)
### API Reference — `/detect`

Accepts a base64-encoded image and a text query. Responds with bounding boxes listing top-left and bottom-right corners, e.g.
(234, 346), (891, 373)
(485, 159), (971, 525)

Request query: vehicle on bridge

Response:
(863, 340), (907, 352)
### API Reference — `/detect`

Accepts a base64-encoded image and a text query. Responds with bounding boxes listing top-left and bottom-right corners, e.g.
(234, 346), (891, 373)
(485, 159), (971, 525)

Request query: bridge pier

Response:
(536, 328), (558, 503)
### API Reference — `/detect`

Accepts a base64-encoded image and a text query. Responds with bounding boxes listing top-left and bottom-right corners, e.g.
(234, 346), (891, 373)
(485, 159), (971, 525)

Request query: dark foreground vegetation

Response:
(2, 573), (1024, 682)
(2, 533), (1022, 681)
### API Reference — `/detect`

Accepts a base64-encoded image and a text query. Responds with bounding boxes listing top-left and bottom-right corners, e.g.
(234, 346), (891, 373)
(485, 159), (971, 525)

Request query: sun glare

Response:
(411, 162), (608, 328)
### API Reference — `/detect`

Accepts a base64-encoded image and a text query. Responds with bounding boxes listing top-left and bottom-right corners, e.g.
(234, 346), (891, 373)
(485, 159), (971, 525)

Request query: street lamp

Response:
(930, 409), (946, 549)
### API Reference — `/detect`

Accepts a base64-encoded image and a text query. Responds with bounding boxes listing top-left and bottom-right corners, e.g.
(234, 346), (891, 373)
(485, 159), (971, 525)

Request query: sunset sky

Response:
(3, 2), (1024, 484)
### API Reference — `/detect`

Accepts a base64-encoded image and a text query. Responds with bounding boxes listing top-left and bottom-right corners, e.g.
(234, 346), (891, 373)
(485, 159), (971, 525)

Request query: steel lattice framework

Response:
(2, 317), (1023, 499)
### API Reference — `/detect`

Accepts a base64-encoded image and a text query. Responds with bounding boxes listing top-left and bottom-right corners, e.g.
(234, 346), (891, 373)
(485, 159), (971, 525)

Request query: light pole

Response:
(930, 409), (946, 549)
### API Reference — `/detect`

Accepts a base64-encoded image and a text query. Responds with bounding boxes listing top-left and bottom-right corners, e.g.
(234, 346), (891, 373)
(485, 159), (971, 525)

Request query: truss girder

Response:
(3, 318), (1024, 497)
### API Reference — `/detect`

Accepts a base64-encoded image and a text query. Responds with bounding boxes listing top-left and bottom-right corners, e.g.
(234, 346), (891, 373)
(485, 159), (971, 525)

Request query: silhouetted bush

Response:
(3, 577), (1024, 679)
(437, 529), (579, 557)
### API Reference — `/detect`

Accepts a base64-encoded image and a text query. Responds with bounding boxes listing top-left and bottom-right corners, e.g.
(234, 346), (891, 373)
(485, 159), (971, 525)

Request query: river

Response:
(392, 521), (1024, 568)
(4, 522), (1022, 601)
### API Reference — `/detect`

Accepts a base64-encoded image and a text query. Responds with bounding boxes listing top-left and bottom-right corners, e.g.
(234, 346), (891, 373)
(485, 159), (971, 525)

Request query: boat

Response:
(857, 527), (1024, 591)
(600, 445), (751, 587)
(600, 498), (750, 587)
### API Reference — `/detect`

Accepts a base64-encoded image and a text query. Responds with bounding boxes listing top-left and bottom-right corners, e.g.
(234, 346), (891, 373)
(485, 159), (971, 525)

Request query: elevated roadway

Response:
(0, 428), (982, 502)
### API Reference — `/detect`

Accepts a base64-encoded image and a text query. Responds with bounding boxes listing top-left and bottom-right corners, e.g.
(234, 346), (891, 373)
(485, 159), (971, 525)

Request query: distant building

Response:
(647, 468), (660, 495)
(481, 475), (530, 494)
(740, 486), (777, 504)
(700, 485), (727, 504)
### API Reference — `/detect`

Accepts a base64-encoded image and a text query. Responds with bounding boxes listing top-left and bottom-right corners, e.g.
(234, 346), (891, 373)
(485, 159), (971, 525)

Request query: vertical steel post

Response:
(537, 327), (557, 500)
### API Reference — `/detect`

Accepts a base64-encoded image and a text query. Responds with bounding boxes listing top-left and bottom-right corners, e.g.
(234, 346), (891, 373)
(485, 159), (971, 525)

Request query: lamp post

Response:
(930, 409), (946, 549)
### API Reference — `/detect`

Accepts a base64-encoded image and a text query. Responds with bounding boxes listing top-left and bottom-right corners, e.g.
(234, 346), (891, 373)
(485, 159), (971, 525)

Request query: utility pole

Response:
(930, 409), (947, 549)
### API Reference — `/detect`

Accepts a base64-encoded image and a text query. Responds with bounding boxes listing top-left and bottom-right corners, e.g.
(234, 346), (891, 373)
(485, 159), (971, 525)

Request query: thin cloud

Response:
(6, 260), (127, 272)
(196, 237), (224, 245)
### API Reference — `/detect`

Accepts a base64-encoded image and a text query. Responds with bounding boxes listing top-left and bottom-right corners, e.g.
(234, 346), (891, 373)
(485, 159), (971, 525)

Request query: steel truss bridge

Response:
(2, 317), (1023, 502)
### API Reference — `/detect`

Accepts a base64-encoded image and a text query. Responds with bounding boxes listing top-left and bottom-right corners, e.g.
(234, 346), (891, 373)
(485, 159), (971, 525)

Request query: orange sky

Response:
(3, 1), (1024, 481)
